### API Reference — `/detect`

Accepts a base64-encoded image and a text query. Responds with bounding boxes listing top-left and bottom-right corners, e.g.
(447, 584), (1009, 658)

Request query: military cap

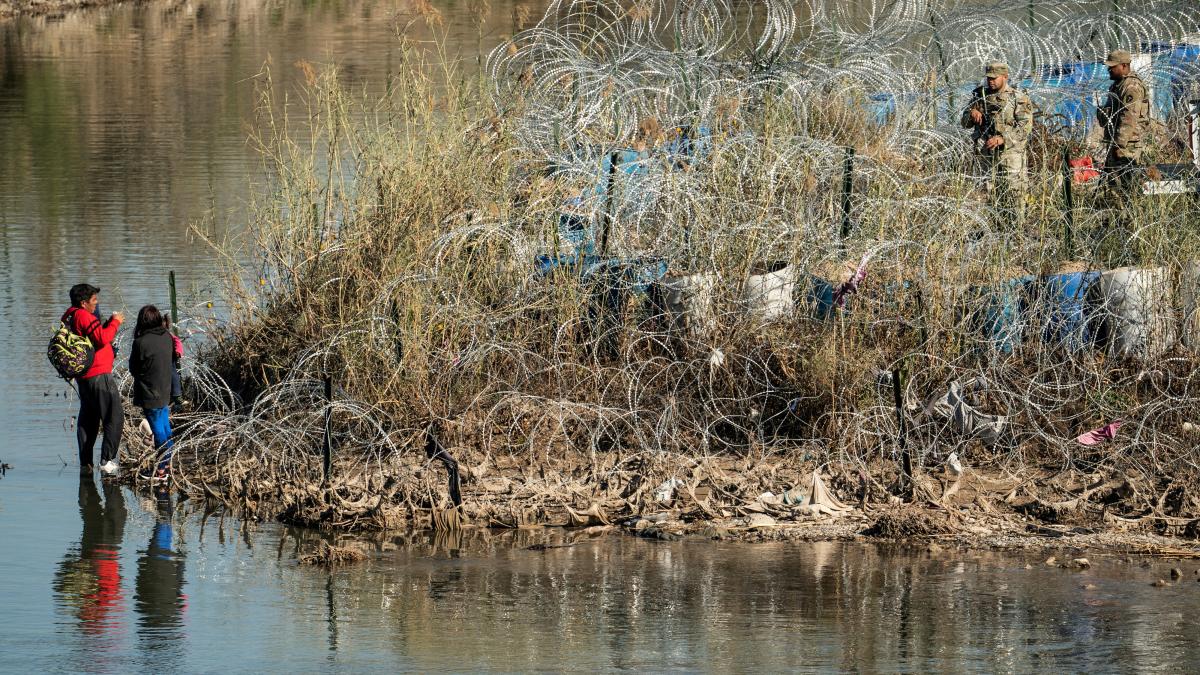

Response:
(1104, 49), (1133, 66)
(984, 61), (1009, 77)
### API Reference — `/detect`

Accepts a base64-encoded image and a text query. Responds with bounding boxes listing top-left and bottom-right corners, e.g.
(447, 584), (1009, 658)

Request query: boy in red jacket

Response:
(64, 284), (125, 475)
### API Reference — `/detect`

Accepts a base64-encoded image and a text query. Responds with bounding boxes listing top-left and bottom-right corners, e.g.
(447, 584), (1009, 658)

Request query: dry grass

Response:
(171, 3), (1200, 533)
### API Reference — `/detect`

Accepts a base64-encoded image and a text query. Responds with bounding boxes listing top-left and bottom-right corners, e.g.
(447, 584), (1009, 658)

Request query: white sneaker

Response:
(99, 460), (118, 476)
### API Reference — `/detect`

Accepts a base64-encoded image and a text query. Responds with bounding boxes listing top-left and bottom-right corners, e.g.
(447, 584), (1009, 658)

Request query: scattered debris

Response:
(1076, 421), (1124, 446)
(924, 378), (1006, 446)
(654, 478), (683, 503)
(863, 507), (952, 539)
(946, 453), (964, 477)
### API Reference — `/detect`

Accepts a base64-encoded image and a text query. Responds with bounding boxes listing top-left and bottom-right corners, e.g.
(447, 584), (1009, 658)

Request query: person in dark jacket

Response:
(129, 305), (175, 480)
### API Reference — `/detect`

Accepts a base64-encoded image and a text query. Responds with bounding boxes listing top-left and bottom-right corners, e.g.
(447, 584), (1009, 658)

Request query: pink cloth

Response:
(171, 334), (184, 358)
(1075, 420), (1123, 446)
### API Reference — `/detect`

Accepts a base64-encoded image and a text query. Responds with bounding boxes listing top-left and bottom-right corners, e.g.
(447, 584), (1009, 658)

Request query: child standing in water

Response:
(129, 305), (175, 481)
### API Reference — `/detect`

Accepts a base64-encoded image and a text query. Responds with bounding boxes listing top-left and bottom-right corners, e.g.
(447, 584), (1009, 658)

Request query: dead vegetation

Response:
(122, 1), (1200, 554)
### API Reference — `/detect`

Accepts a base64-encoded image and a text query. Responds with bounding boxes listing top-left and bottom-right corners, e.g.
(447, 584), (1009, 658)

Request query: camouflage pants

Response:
(1101, 154), (1141, 205)
(1099, 154), (1142, 265)
(983, 151), (1027, 223)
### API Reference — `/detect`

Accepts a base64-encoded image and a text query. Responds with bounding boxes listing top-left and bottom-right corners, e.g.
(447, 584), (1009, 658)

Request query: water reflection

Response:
(53, 475), (127, 654)
(133, 490), (186, 660)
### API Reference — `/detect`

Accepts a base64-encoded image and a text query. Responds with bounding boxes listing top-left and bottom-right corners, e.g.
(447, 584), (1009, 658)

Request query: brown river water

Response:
(1, 1), (1199, 671)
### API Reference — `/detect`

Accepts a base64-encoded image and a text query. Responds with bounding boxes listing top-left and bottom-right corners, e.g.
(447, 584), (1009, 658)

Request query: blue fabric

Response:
(144, 406), (174, 469)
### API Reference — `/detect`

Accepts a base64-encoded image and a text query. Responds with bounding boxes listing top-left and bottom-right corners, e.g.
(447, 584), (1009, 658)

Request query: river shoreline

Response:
(120, 410), (1200, 560)
(0, 0), (144, 19)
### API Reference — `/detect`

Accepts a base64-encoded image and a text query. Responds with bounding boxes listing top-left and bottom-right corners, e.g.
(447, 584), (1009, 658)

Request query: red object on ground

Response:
(1069, 156), (1101, 183)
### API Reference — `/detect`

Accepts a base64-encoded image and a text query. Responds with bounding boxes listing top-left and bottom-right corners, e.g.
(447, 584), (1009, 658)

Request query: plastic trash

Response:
(1069, 156), (1101, 182)
(1035, 271), (1099, 352)
(965, 277), (1031, 355)
(653, 272), (719, 336)
(653, 478), (683, 502)
(708, 348), (726, 369)
(803, 273), (840, 319)
(1075, 420), (1123, 446)
(782, 471), (852, 516)
(1093, 266), (1174, 359)
(946, 452), (964, 476)
(924, 378), (1006, 446)
(744, 262), (796, 321)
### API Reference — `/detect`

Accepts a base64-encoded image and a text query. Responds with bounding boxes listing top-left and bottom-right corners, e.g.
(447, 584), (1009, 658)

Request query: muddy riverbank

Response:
(116, 406), (1200, 559)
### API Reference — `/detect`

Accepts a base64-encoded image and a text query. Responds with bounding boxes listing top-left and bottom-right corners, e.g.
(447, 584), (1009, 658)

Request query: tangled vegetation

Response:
(139, 1), (1200, 541)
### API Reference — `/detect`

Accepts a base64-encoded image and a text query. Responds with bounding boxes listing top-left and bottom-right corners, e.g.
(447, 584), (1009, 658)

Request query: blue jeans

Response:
(144, 406), (174, 470)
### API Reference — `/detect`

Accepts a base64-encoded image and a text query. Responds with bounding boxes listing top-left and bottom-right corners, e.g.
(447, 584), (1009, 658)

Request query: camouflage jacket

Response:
(960, 84), (1034, 156)
(1097, 73), (1150, 161)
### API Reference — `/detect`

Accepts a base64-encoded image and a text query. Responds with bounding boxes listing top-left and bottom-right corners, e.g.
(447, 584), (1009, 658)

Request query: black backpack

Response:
(47, 308), (96, 380)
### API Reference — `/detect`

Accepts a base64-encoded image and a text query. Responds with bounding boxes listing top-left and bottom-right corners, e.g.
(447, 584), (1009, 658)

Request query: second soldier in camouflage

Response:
(1097, 49), (1151, 198)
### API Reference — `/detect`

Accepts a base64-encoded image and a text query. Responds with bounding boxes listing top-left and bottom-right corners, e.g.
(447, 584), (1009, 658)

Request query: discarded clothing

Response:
(924, 378), (1006, 446)
(1075, 420), (1123, 446)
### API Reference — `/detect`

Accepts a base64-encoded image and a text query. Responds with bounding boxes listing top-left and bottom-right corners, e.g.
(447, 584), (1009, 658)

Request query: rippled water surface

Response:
(3, 1), (1200, 671)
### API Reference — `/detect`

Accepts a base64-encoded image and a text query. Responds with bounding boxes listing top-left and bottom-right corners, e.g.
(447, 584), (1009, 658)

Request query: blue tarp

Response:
(1020, 62), (1108, 129)
(1145, 42), (1200, 120)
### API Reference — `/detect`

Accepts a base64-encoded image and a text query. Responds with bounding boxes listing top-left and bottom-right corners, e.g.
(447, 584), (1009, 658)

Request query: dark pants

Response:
(77, 373), (123, 466)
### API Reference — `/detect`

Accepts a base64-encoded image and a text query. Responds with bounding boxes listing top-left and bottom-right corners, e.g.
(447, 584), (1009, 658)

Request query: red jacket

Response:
(63, 307), (121, 379)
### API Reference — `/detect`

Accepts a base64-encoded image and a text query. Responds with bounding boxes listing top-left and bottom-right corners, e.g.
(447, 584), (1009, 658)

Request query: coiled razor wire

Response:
(170, 0), (1200, 506)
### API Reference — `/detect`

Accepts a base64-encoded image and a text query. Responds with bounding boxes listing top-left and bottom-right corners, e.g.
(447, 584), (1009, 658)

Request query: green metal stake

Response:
(1061, 146), (1076, 258)
(323, 375), (333, 482)
(600, 151), (619, 255)
(891, 365), (913, 498)
(168, 270), (178, 335)
(840, 146), (855, 242)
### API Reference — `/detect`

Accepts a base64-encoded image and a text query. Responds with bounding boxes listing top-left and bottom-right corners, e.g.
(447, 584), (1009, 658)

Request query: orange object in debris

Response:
(1069, 156), (1101, 183)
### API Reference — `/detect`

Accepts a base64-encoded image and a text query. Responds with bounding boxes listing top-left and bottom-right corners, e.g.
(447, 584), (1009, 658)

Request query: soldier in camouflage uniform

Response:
(961, 61), (1034, 222)
(1096, 49), (1151, 198)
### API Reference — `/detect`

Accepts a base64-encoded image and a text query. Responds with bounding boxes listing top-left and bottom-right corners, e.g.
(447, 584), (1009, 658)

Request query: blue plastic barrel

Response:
(966, 276), (1031, 354)
(1036, 271), (1100, 351)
